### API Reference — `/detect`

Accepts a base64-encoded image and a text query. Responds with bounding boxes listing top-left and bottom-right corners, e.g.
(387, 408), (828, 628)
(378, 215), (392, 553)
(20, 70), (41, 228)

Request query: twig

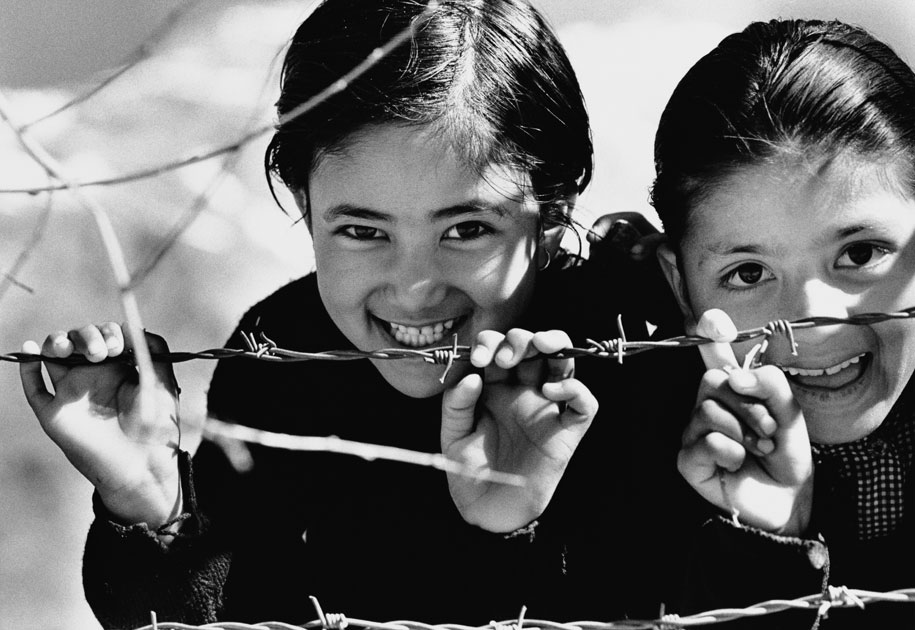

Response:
(203, 418), (526, 487)
(0, 0), (439, 195)
(19, 0), (205, 130)
(0, 189), (52, 302)
(0, 90), (157, 422)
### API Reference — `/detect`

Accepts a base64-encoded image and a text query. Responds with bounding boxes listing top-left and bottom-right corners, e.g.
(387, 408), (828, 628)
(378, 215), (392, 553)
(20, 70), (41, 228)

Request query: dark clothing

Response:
(678, 385), (915, 629)
(82, 258), (707, 628)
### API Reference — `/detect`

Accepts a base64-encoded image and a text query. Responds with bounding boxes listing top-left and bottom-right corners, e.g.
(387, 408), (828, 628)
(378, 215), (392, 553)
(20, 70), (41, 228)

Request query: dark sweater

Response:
(81, 258), (709, 628)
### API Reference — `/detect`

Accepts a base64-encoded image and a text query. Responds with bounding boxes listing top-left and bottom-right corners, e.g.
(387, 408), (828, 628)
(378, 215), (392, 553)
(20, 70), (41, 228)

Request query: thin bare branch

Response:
(19, 0), (205, 130)
(203, 418), (526, 487)
(0, 1), (438, 195)
(0, 189), (53, 302)
(0, 90), (157, 422)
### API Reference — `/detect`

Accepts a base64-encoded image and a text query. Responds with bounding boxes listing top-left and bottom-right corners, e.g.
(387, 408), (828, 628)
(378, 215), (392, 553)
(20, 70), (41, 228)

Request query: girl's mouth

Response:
(379, 316), (465, 348)
(780, 352), (869, 390)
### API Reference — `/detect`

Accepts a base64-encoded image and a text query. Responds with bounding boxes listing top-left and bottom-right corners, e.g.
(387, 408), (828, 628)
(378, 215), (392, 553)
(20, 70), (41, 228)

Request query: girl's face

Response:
(662, 156), (915, 444)
(304, 124), (544, 398)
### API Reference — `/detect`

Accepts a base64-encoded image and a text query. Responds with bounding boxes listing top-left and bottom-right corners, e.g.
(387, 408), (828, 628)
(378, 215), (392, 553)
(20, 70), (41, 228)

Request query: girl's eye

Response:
(836, 243), (891, 269)
(442, 221), (494, 241)
(339, 225), (386, 240)
(722, 262), (773, 289)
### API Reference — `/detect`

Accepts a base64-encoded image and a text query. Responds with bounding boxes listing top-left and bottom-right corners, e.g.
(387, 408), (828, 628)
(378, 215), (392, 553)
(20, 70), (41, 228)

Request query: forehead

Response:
(682, 156), (914, 251)
(309, 124), (530, 213)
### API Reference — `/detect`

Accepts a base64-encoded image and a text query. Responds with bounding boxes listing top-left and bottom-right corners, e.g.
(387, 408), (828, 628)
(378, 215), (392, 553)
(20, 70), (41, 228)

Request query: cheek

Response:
(467, 233), (537, 306)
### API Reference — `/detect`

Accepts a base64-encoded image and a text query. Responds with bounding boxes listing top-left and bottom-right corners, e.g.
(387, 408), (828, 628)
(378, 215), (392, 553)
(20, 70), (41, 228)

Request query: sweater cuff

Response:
(91, 450), (204, 549)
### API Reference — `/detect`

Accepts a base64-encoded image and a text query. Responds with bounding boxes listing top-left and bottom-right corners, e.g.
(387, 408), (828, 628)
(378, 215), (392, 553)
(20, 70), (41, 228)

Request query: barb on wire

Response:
(125, 587), (915, 630)
(7, 308), (915, 369)
(0, 0), (440, 195)
(19, 0), (205, 130)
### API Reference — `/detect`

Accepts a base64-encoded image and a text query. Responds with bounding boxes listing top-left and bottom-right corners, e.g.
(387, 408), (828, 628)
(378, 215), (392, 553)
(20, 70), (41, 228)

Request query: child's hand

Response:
(440, 329), (598, 533)
(678, 310), (814, 535)
(19, 323), (183, 530)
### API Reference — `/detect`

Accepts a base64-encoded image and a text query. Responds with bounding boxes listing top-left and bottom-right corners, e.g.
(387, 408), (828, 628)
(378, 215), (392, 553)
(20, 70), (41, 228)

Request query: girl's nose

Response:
(778, 278), (856, 345)
(387, 249), (447, 310)
(784, 278), (855, 320)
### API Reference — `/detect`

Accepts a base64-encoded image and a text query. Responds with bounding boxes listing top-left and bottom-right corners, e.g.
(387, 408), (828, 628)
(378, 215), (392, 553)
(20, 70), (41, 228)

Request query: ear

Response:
(291, 188), (312, 232)
(656, 242), (695, 325)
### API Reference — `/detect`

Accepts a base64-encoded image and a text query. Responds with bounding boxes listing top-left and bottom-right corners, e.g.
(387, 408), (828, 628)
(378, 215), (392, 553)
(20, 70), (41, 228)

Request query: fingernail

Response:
(729, 369), (757, 389)
(495, 347), (514, 365)
(757, 438), (775, 454)
(470, 345), (489, 367)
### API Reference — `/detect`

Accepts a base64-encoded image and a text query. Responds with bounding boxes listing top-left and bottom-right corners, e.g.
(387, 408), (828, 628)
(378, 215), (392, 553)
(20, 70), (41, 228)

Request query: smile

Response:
(780, 353), (865, 377)
(386, 317), (459, 348)
(779, 352), (869, 390)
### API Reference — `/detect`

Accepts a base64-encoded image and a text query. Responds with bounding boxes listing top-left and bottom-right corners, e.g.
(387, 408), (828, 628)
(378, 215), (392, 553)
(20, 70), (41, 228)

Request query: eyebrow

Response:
(321, 202), (511, 223)
(703, 242), (769, 257)
(703, 222), (886, 258)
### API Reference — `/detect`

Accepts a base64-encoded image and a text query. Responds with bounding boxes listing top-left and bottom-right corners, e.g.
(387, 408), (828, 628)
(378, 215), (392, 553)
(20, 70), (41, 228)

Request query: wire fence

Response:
(2, 1), (914, 629)
(128, 588), (915, 630)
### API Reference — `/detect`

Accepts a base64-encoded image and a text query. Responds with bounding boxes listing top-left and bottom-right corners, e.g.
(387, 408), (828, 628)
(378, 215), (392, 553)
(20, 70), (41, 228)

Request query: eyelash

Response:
(337, 225), (385, 241)
(442, 221), (496, 241)
(720, 262), (773, 292)
(719, 243), (896, 291)
(335, 221), (496, 243)
(835, 242), (893, 270)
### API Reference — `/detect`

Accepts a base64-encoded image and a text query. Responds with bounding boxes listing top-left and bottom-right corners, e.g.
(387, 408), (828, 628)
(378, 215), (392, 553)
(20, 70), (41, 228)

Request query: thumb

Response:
(441, 373), (482, 446)
(694, 309), (739, 370)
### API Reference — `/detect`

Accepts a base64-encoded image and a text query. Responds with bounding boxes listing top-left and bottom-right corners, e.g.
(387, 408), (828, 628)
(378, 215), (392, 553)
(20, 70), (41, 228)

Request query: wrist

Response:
(100, 462), (183, 530)
(777, 474), (814, 537)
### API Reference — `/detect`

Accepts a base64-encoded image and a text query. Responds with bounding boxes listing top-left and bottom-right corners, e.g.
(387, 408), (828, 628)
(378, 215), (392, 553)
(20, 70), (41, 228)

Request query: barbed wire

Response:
(6, 308), (915, 372)
(129, 587), (915, 630)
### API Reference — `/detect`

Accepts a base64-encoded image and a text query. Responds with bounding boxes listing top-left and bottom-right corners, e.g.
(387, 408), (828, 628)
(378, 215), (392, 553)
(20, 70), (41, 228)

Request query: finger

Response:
(470, 330), (506, 368)
(532, 329), (574, 383)
(41, 331), (73, 384)
(441, 373), (483, 444)
(19, 339), (53, 416)
(541, 378), (598, 425)
(727, 364), (805, 436)
(680, 431), (747, 480)
(97, 322), (125, 357)
(493, 328), (536, 369)
(695, 309), (739, 371)
(144, 330), (180, 398)
(683, 398), (749, 447)
(688, 370), (774, 456)
(68, 324), (109, 363)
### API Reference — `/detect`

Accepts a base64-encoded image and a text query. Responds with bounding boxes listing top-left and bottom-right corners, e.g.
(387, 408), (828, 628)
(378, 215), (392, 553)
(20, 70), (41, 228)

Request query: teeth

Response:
(782, 354), (863, 377)
(388, 318), (456, 348)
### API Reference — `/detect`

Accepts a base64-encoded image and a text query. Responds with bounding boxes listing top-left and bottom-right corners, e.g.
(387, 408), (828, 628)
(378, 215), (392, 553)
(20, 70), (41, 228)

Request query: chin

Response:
(805, 410), (887, 444)
(374, 361), (459, 399)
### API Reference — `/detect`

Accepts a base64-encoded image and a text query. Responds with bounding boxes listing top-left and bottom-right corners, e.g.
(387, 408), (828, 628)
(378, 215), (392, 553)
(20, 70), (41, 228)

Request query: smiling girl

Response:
(17, 0), (606, 625)
(651, 18), (915, 628)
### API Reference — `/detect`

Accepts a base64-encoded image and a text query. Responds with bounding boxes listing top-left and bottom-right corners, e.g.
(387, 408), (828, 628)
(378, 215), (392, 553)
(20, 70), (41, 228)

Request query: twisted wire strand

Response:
(128, 588), (915, 630)
(7, 308), (915, 368)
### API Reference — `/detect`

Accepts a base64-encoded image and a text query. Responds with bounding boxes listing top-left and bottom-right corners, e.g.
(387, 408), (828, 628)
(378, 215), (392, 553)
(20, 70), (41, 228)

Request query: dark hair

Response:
(264, 0), (592, 231)
(651, 19), (915, 247)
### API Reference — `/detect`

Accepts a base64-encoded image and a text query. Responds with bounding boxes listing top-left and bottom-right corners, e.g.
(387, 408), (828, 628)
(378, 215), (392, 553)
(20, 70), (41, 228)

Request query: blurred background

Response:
(1, 1), (913, 627)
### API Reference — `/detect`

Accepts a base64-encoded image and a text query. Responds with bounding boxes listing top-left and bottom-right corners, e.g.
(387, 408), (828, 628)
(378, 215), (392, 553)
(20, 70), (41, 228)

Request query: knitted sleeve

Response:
(82, 451), (232, 629)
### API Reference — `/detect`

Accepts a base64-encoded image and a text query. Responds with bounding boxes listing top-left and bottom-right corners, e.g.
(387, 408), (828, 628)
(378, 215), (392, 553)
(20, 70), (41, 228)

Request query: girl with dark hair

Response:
(17, 0), (619, 626)
(652, 18), (915, 628)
